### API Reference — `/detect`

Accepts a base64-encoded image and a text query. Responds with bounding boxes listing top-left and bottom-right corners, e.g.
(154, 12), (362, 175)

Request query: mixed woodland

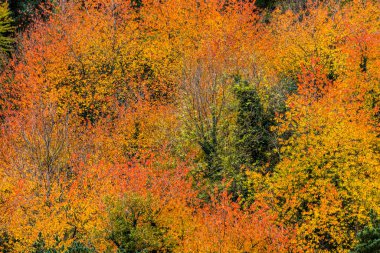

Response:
(0, 0), (379, 252)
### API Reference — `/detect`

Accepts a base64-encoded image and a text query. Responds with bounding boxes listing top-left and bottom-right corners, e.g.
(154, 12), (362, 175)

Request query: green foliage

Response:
(65, 242), (96, 253)
(107, 194), (174, 253)
(0, 1), (14, 52)
(255, 0), (308, 11)
(221, 75), (282, 200)
(351, 211), (380, 253)
(8, 0), (53, 30)
(0, 231), (16, 252)
(190, 75), (285, 199)
(32, 233), (59, 253)
(32, 233), (95, 253)
(233, 76), (274, 169)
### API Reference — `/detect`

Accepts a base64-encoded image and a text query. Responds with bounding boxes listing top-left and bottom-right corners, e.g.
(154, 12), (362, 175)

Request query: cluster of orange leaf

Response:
(0, 0), (379, 252)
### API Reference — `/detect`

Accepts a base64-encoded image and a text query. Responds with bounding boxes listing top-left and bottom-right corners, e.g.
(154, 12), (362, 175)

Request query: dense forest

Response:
(0, 0), (379, 252)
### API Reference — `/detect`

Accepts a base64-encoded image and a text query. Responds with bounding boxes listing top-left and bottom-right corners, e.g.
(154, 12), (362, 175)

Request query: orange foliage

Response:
(1, 0), (378, 252)
(260, 61), (380, 251)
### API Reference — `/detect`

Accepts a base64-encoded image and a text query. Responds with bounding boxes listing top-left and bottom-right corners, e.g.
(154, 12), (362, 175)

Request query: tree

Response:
(259, 62), (380, 252)
(8, 0), (53, 30)
(106, 194), (174, 252)
(0, 1), (13, 53)
(233, 75), (277, 171)
(351, 211), (380, 253)
(175, 0), (259, 189)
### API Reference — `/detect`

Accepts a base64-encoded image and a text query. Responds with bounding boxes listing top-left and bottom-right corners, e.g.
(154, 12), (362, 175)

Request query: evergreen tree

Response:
(351, 211), (380, 253)
(0, 1), (14, 53)
(233, 76), (276, 172)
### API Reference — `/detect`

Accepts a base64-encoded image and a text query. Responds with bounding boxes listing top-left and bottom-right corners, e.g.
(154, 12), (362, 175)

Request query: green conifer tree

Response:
(0, 1), (14, 53)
